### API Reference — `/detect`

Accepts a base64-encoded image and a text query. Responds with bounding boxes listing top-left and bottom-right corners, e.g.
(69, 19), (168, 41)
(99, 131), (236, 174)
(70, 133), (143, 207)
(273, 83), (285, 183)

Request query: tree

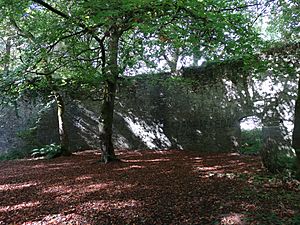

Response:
(293, 70), (300, 178)
(1, 0), (268, 162)
(0, 13), (73, 156)
(267, 0), (300, 177)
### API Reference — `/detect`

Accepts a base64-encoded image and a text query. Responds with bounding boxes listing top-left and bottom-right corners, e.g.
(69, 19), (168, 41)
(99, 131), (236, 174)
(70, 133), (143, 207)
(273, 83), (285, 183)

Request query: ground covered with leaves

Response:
(0, 150), (299, 224)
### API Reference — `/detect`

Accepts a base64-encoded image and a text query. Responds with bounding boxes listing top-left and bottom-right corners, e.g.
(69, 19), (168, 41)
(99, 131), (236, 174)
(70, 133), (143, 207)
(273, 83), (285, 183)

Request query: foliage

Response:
(31, 143), (62, 159)
(0, 148), (31, 160)
(240, 128), (262, 154)
(0, 0), (267, 100)
(261, 138), (296, 175)
(0, 128), (40, 161)
(17, 127), (40, 147)
(289, 214), (300, 225)
(0, 0), (272, 159)
(268, 0), (300, 41)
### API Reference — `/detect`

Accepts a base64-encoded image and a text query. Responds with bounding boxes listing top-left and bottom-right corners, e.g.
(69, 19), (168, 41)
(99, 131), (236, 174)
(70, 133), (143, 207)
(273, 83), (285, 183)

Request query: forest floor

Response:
(0, 150), (299, 225)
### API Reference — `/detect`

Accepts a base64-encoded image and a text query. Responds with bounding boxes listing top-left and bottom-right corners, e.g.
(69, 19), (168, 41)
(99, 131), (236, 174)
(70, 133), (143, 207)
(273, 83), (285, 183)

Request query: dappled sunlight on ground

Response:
(0, 149), (299, 224)
(80, 199), (142, 211)
(123, 158), (171, 163)
(26, 213), (89, 225)
(192, 152), (264, 179)
(220, 213), (245, 225)
(0, 181), (39, 191)
(0, 201), (40, 213)
(75, 175), (93, 181)
(114, 165), (145, 171)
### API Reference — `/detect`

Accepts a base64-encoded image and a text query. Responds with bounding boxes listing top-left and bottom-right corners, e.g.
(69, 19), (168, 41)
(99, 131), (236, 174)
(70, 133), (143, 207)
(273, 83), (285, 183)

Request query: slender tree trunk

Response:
(99, 30), (121, 163)
(292, 77), (300, 178)
(45, 71), (71, 157)
(54, 92), (71, 156)
(3, 38), (11, 77)
(163, 47), (179, 74)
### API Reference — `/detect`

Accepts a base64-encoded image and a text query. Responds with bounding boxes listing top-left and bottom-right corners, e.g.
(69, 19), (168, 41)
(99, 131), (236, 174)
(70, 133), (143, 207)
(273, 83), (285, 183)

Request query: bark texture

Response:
(54, 92), (71, 156)
(99, 30), (121, 163)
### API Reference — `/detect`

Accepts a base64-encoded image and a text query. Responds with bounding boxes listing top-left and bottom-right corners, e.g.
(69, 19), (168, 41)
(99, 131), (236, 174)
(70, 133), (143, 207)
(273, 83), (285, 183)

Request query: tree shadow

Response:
(0, 150), (298, 224)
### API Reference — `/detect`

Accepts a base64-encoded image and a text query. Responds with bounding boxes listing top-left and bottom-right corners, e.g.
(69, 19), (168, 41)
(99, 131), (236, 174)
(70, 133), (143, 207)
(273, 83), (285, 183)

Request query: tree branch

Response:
(26, 65), (63, 76)
(47, 29), (88, 52)
(9, 17), (35, 41)
(32, 0), (69, 19)
(32, 0), (107, 68)
(211, 0), (277, 13)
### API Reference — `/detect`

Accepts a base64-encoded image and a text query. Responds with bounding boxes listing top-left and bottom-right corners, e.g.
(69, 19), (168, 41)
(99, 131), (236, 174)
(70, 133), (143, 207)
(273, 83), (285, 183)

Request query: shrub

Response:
(261, 138), (296, 175)
(240, 128), (262, 154)
(0, 148), (32, 160)
(16, 127), (40, 147)
(31, 143), (62, 159)
(0, 127), (42, 161)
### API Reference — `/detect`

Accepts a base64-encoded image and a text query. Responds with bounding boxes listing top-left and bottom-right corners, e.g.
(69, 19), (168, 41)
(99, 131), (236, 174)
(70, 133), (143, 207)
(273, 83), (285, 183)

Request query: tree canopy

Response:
(2, 0), (299, 163)
(0, 0), (272, 162)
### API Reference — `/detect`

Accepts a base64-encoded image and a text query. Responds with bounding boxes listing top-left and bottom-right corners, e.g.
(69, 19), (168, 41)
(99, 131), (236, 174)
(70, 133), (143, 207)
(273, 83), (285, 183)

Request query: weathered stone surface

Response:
(260, 126), (295, 173)
(0, 101), (44, 153)
(0, 75), (259, 154)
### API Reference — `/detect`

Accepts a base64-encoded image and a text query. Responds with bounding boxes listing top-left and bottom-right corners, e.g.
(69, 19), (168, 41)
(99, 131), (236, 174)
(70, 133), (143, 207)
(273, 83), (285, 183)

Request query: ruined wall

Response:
(0, 101), (44, 153)
(0, 74), (245, 154)
(115, 75), (243, 151)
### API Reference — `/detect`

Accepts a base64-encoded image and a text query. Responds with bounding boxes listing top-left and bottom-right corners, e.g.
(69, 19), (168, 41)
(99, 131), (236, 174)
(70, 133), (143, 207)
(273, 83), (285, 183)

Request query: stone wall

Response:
(0, 74), (245, 154)
(115, 75), (243, 151)
(0, 101), (44, 153)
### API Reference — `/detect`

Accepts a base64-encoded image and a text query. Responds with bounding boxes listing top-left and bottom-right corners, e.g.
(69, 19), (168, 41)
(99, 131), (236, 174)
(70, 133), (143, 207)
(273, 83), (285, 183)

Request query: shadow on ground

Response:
(0, 150), (299, 224)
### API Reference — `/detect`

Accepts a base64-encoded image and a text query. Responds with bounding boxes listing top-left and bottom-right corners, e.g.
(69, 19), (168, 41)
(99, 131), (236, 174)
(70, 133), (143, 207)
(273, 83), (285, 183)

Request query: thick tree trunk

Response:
(292, 77), (300, 178)
(54, 92), (71, 156)
(99, 30), (121, 163)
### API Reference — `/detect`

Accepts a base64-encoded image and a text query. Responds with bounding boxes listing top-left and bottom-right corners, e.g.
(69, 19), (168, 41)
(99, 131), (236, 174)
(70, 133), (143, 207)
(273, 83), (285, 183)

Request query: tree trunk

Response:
(45, 71), (71, 157)
(99, 30), (121, 163)
(3, 38), (11, 77)
(163, 47), (179, 74)
(54, 92), (71, 156)
(292, 77), (300, 178)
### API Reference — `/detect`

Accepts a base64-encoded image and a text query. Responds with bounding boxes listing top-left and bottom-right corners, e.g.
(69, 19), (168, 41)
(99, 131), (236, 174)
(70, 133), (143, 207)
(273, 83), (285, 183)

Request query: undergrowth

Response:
(31, 143), (62, 159)
(240, 128), (262, 154)
(0, 147), (32, 160)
